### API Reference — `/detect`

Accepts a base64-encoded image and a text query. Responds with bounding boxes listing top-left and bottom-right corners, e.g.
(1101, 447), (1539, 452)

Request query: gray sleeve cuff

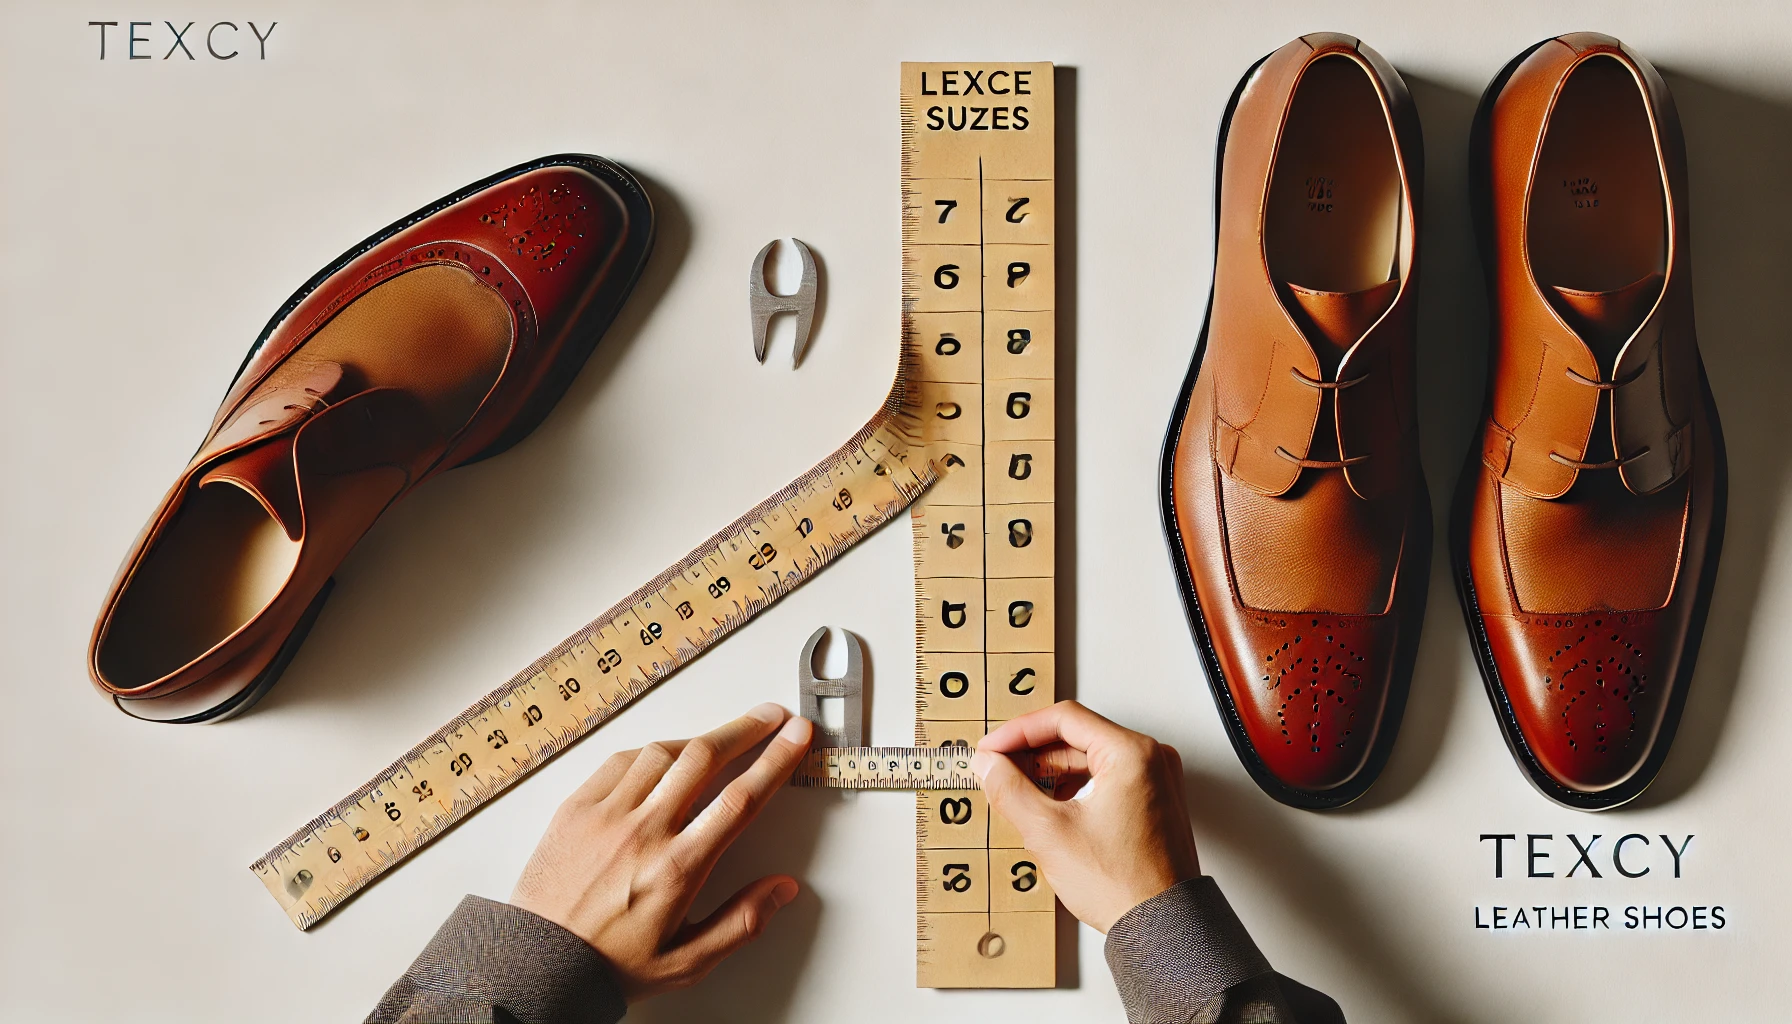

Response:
(1104, 876), (1276, 1023)
(366, 895), (628, 1024)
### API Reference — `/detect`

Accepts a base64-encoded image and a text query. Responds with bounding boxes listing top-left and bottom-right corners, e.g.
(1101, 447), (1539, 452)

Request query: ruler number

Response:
(384, 801), (401, 822)
(939, 671), (969, 698)
(448, 752), (473, 776)
(935, 334), (960, 356)
(1007, 518), (1032, 548)
(639, 622), (663, 646)
(940, 601), (966, 629)
(596, 649), (623, 674)
(487, 729), (508, 750)
(523, 704), (544, 724)
(1006, 262), (1030, 288)
(933, 264), (959, 290)
(942, 863), (973, 893)
(1007, 328), (1031, 354)
(558, 678), (582, 700)
(748, 542), (778, 570)
(938, 797), (974, 825)
(1011, 860), (1039, 892)
(941, 522), (965, 549)
(1006, 392), (1031, 419)
(832, 488), (853, 511)
(797, 518), (814, 538)
(934, 199), (957, 223)
(707, 576), (732, 599)
(411, 780), (434, 802)
(1006, 197), (1030, 223)
(1009, 667), (1037, 695)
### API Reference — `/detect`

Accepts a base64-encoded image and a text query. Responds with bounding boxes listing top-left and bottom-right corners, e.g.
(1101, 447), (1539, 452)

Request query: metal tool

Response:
(797, 626), (864, 748)
(749, 237), (818, 366)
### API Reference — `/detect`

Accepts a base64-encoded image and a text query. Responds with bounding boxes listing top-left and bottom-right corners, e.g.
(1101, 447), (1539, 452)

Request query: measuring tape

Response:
(903, 61), (1060, 989)
(253, 397), (932, 929)
(793, 746), (978, 789)
(793, 746), (1060, 793)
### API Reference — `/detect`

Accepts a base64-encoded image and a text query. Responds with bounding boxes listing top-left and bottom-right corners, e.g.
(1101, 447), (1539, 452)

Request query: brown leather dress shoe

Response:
(1162, 34), (1430, 809)
(89, 155), (654, 722)
(1454, 35), (1725, 809)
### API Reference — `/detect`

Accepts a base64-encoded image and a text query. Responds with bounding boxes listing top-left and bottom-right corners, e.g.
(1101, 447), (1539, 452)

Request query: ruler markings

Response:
(906, 61), (1057, 988)
(255, 402), (934, 929)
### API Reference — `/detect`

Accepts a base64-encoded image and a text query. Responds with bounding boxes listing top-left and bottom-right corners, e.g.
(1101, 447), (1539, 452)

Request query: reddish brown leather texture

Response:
(1165, 34), (1429, 805)
(89, 157), (652, 721)
(1457, 36), (1725, 805)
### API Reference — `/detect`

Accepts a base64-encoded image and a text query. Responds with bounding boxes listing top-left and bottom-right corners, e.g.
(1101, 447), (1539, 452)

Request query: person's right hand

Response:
(971, 700), (1200, 933)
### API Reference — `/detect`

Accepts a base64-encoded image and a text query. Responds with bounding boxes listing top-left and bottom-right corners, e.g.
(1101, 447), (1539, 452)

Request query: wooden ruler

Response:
(253, 402), (932, 929)
(904, 62), (1059, 989)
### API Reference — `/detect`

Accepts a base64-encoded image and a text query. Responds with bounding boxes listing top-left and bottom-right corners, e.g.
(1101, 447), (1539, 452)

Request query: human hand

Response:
(511, 702), (814, 1001)
(971, 700), (1200, 933)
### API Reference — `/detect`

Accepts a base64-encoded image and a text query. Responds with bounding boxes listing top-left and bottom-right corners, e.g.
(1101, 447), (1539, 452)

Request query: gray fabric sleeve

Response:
(366, 895), (629, 1024)
(1104, 876), (1343, 1024)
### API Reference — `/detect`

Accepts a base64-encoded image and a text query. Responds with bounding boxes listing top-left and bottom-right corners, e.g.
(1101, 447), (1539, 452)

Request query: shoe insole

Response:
(100, 481), (300, 687)
(98, 264), (514, 688)
(1529, 55), (1667, 327)
(1266, 54), (1403, 297)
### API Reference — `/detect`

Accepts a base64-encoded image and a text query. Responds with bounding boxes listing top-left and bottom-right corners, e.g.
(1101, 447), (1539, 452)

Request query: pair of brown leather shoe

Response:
(88, 156), (654, 721)
(1162, 33), (1724, 810)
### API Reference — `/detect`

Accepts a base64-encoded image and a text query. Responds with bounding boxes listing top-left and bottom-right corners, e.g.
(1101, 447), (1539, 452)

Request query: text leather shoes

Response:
(1454, 35), (1726, 809)
(89, 155), (654, 722)
(1163, 34), (1430, 809)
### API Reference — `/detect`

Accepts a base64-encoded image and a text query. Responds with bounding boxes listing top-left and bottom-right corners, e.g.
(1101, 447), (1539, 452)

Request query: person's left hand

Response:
(511, 702), (813, 1002)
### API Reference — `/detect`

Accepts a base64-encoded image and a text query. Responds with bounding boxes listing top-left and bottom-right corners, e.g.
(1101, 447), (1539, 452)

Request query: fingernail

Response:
(777, 715), (812, 744)
(970, 750), (994, 781)
(748, 702), (786, 725)
(771, 879), (800, 908)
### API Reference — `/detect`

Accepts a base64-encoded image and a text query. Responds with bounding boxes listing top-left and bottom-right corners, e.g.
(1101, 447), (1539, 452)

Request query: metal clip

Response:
(749, 238), (818, 367)
(797, 626), (863, 747)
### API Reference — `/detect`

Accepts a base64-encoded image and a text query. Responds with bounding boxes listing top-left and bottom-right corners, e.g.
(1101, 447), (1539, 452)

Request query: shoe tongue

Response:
(198, 435), (303, 540)
(1285, 279), (1400, 365)
(1549, 272), (1664, 353)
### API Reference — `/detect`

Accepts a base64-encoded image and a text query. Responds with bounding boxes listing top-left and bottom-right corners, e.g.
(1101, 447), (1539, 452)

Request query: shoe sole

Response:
(129, 155), (656, 724)
(1448, 39), (1729, 810)
(1158, 49), (1433, 810)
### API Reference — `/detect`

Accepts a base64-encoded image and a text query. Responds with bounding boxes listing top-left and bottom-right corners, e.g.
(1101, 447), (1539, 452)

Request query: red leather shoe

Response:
(89, 155), (654, 722)
(1453, 35), (1726, 808)
(1162, 35), (1430, 809)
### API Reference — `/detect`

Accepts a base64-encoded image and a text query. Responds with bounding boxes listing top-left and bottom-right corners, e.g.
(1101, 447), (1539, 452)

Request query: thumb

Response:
(670, 875), (799, 980)
(972, 749), (1057, 838)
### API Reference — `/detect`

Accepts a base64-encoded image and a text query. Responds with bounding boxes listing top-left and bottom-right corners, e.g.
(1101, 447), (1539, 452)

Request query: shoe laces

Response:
(1549, 364), (1651, 471)
(1275, 366), (1371, 470)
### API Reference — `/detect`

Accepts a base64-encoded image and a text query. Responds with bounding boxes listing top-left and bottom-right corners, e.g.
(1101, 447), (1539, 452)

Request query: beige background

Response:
(4, 1), (1790, 1020)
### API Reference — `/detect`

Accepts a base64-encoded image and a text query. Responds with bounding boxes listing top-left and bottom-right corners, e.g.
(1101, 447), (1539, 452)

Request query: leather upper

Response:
(1168, 34), (1429, 798)
(90, 159), (649, 718)
(1208, 36), (1421, 504)
(1480, 34), (1699, 500)
(1459, 35), (1724, 800)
